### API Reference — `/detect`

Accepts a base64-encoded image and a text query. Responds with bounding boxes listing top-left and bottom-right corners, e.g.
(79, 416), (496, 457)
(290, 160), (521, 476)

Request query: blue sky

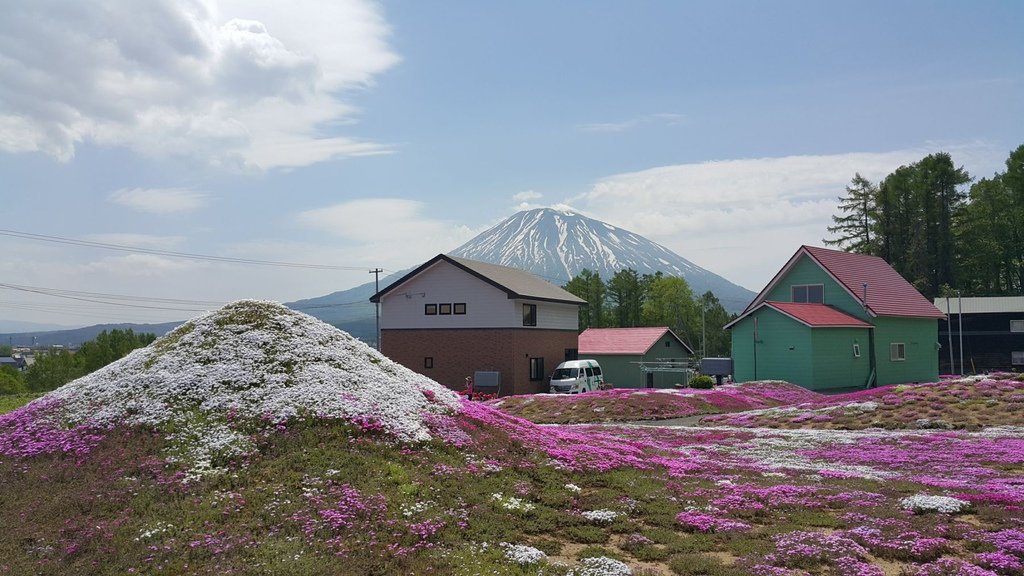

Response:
(1, 0), (1022, 328)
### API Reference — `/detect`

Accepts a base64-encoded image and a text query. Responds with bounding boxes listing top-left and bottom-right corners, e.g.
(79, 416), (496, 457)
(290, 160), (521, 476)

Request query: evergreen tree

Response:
(563, 269), (606, 330)
(824, 173), (878, 253)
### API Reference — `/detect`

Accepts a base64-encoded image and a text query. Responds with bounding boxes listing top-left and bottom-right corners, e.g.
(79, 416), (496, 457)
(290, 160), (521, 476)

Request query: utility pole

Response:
(370, 268), (383, 350)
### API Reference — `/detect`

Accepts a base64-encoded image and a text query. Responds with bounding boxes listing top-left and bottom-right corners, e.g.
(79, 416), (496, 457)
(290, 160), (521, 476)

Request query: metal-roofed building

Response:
(370, 254), (585, 396)
(934, 296), (1024, 374)
(578, 327), (694, 389)
(726, 245), (945, 391)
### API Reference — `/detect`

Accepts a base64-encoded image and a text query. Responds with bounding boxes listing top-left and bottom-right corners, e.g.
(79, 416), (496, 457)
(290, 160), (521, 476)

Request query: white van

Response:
(549, 359), (604, 394)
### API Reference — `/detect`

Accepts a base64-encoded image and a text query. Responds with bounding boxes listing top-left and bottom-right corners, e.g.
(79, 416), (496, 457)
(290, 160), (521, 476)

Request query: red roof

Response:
(801, 246), (945, 318)
(765, 301), (873, 328)
(578, 327), (693, 355)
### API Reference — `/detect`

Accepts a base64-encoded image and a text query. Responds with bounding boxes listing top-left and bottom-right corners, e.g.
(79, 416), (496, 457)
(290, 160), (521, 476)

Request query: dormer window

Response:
(792, 284), (824, 304)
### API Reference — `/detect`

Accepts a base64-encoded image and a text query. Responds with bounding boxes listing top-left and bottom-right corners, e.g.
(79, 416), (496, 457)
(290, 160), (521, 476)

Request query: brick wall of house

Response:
(381, 328), (578, 396)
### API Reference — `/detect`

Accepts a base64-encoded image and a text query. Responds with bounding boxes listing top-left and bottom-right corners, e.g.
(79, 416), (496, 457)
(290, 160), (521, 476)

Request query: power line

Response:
(0, 282), (372, 315)
(0, 228), (389, 272)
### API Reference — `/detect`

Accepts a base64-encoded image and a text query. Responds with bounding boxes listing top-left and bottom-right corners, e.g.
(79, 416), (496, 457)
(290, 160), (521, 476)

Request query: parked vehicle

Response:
(549, 359), (604, 394)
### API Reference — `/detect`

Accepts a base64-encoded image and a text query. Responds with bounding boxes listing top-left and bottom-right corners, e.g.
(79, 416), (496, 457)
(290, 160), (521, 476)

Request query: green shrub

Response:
(689, 375), (715, 389)
(565, 525), (608, 544)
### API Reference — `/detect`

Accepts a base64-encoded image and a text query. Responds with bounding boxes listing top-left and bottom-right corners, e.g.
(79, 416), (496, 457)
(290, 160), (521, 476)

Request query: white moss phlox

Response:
(41, 300), (463, 478)
(500, 542), (547, 565)
(900, 494), (971, 514)
(570, 556), (632, 576)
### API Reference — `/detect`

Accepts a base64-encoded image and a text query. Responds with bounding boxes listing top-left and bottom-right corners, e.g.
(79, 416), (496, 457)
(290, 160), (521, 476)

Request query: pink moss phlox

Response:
(459, 400), (652, 471)
(0, 396), (107, 459)
(908, 558), (999, 576)
(975, 551), (1024, 573)
(674, 511), (750, 533)
(765, 530), (869, 568)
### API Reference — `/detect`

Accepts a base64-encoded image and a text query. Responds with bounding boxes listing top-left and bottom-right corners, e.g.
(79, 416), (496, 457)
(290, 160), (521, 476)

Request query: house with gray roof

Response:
(370, 254), (585, 395)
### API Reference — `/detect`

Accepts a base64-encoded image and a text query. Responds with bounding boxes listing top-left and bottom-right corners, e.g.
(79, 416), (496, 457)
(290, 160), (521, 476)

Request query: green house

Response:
(725, 245), (946, 391)
(578, 327), (694, 389)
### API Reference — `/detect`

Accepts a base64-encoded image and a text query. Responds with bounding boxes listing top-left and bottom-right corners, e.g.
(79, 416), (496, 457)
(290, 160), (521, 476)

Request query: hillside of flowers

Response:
(703, 374), (1024, 431)
(489, 381), (822, 424)
(2, 305), (1023, 575)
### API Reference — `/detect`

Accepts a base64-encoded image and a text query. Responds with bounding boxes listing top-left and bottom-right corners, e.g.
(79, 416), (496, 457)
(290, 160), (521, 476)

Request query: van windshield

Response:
(552, 367), (578, 380)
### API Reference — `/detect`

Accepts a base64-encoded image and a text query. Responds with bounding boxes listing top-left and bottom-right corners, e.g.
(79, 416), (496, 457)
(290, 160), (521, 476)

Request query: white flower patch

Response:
(500, 542), (547, 565)
(491, 493), (535, 512)
(570, 556), (632, 576)
(565, 483), (582, 493)
(40, 301), (463, 476)
(401, 500), (434, 518)
(135, 521), (174, 542)
(900, 494), (971, 514)
(581, 509), (621, 524)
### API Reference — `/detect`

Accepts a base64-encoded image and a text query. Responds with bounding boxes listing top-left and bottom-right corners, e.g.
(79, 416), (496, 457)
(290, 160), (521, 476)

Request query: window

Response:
(439, 303), (452, 315)
(1013, 351), (1024, 366)
(454, 303), (466, 315)
(529, 357), (545, 381)
(1011, 320), (1024, 333)
(565, 348), (578, 361)
(424, 357), (433, 369)
(665, 340), (671, 347)
(792, 284), (824, 304)
(424, 304), (437, 315)
(852, 343), (861, 358)
(890, 342), (906, 362)
(523, 304), (537, 326)
(592, 366), (602, 377)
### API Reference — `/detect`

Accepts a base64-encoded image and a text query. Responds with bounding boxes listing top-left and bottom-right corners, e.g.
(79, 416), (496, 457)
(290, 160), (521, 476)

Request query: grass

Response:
(3, 376), (1024, 574)
(0, 392), (41, 414)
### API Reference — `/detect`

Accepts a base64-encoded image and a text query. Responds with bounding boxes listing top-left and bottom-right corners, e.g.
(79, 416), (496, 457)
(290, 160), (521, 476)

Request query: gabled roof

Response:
(578, 327), (695, 356)
(743, 245), (945, 319)
(370, 254), (586, 305)
(763, 302), (873, 328)
(933, 296), (1024, 315)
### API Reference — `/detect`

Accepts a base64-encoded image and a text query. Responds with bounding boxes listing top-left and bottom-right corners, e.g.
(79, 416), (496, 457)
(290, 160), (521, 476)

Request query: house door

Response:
(645, 372), (654, 388)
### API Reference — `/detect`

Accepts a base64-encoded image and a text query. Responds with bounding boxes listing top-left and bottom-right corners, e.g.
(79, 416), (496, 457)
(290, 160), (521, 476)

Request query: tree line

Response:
(825, 144), (1024, 298)
(0, 329), (156, 395)
(562, 269), (735, 358)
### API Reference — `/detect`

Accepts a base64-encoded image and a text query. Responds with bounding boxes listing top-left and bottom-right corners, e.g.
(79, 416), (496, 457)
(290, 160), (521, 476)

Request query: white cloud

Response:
(0, 0), (398, 169)
(109, 188), (208, 214)
(579, 113), (686, 133)
(84, 233), (188, 248)
(512, 190), (544, 211)
(79, 254), (203, 277)
(296, 198), (480, 266)
(512, 190), (542, 203)
(569, 145), (1000, 290)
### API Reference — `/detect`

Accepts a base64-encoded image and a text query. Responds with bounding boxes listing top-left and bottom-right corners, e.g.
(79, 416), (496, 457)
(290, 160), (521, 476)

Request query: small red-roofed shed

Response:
(578, 327), (694, 389)
(726, 245), (945, 391)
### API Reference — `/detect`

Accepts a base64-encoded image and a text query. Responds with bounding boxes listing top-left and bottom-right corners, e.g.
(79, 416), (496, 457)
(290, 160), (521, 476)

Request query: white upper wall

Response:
(379, 260), (579, 330)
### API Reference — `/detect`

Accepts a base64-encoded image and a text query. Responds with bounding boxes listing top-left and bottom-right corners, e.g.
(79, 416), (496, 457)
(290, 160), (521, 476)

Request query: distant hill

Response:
(0, 321), (183, 348)
(451, 208), (756, 312)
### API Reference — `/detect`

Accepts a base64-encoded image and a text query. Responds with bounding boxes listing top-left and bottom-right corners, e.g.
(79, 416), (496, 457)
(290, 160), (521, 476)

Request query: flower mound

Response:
(1, 301), (462, 468)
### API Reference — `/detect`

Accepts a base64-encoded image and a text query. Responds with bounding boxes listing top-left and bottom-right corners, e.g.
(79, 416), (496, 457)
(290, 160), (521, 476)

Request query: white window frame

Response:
(1010, 320), (1024, 333)
(1012, 351), (1024, 366)
(792, 284), (825, 304)
(890, 342), (906, 362)
(853, 343), (861, 358)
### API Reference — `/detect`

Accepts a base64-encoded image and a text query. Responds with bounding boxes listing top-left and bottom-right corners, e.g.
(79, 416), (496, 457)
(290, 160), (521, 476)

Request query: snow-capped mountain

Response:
(450, 208), (755, 312)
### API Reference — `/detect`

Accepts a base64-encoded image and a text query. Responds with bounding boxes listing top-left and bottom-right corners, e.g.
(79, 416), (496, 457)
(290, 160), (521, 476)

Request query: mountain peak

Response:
(451, 209), (754, 312)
